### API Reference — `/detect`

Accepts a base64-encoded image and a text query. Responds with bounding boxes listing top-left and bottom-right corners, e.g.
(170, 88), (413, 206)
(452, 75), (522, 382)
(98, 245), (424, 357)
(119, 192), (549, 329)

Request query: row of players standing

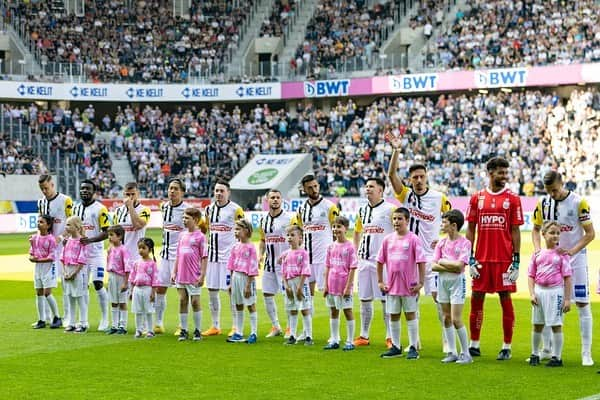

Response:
(34, 138), (595, 364)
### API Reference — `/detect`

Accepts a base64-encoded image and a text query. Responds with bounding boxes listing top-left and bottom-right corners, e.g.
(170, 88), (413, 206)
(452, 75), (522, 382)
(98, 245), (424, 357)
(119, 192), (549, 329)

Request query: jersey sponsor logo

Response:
(210, 224), (233, 232)
(408, 207), (435, 222)
(503, 199), (510, 209)
(560, 225), (574, 232)
(304, 224), (327, 232)
(364, 226), (385, 234)
(479, 213), (506, 229)
(83, 224), (95, 230)
(265, 237), (286, 244)
(163, 224), (184, 231)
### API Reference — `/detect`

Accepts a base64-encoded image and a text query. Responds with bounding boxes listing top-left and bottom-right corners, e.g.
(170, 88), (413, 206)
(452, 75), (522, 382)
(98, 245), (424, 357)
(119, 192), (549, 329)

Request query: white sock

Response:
(470, 340), (480, 348)
(193, 311), (202, 331)
(542, 325), (552, 352)
(111, 306), (119, 328)
(553, 331), (563, 359)
(46, 295), (59, 318)
(180, 313), (188, 330)
(346, 319), (355, 344)
(383, 309), (391, 339)
(390, 319), (401, 348)
(68, 296), (77, 326)
(407, 319), (419, 349)
(36, 295), (46, 321)
(502, 342), (512, 350)
(578, 304), (593, 354)
(360, 301), (373, 338)
(119, 309), (128, 329)
(209, 291), (221, 329)
(145, 313), (153, 332)
(77, 296), (88, 327)
(63, 292), (70, 322)
(264, 296), (280, 329)
(135, 314), (144, 332)
(436, 302), (445, 346)
(96, 287), (108, 321)
(532, 331), (542, 356)
(456, 326), (469, 354)
(302, 314), (312, 338)
(330, 318), (340, 343)
(155, 294), (166, 326)
(289, 313), (298, 338)
(444, 326), (456, 355)
(249, 311), (258, 335)
(236, 310), (244, 336)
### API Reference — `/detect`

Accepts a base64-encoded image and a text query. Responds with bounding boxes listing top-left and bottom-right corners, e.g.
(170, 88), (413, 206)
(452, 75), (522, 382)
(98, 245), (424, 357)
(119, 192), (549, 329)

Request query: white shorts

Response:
(262, 267), (283, 295)
(285, 276), (312, 312)
(157, 259), (175, 287)
(87, 256), (106, 283)
(206, 262), (229, 290)
(34, 262), (57, 289)
(357, 260), (384, 301)
(131, 286), (154, 314)
(176, 283), (202, 297)
(231, 271), (256, 306)
(571, 265), (590, 303)
(386, 294), (418, 314)
(325, 294), (353, 310)
(532, 285), (565, 327)
(437, 272), (466, 305)
(63, 265), (88, 297)
(424, 264), (438, 295)
(108, 272), (128, 304)
(54, 243), (64, 280)
(309, 263), (325, 290)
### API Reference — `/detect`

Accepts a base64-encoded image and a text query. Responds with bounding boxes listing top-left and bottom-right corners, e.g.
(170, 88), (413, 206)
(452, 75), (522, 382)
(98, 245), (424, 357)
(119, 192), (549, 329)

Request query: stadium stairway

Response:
(0, 13), (43, 76)
(98, 132), (134, 189)
(278, 0), (319, 74)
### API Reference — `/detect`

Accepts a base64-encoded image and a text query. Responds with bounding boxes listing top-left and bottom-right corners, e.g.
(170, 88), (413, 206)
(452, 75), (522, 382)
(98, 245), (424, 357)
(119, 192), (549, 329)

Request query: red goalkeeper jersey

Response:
(466, 188), (523, 263)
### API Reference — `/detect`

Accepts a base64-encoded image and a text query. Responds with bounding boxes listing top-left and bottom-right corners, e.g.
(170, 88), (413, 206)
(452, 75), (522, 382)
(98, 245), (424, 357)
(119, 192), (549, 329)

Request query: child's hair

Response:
(541, 221), (561, 234)
(286, 224), (303, 237)
(184, 207), (202, 221)
(107, 225), (125, 244)
(235, 219), (253, 236)
(65, 216), (85, 237)
(442, 209), (465, 231)
(38, 214), (54, 233)
(332, 215), (350, 229)
(138, 237), (156, 261)
(393, 207), (410, 220)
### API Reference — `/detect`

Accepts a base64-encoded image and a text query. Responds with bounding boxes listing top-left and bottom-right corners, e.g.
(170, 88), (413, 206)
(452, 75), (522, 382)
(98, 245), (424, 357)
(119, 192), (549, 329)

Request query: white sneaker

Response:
(456, 353), (473, 364)
(582, 352), (595, 366)
(296, 332), (307, 342)
(540, 349), (552, 361)
(265, 327), (282, 338)
(97, 320), (109, 332)
(441, 353), (458, 363)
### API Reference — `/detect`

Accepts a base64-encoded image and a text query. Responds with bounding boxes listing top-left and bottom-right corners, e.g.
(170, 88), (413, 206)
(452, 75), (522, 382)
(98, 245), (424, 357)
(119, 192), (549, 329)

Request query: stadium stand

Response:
(424, 0), (600, 70)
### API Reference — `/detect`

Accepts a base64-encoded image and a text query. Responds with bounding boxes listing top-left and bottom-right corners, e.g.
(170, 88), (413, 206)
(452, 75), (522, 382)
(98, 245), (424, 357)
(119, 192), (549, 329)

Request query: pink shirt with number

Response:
(281, 248), (311, 280)
(325, 241), (357, 295)
(29, 233), (57, 261)
(528, 249), (572, 288)
(433, 236), (471, 273)
(176, 230), (208, 284)
(129, 260), (159, 287)
(107, 245), (131, 276)
(227, 242), (258, 277)
(60, 238), (87, 266)
(376, 231), (427, 296)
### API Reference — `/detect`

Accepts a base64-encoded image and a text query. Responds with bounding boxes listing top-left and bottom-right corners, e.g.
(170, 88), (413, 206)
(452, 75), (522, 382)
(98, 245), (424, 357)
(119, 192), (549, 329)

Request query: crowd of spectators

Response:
(335, 88), (600, 197)
(291, 0), (396, 77)
(111, 100), (356, 198)
(0, 134), (46, 175)
(425, 0), (600, 70)
(8, 0), (253, 82)
(259, 0), (296, 38)
(1, 103), (117, 196)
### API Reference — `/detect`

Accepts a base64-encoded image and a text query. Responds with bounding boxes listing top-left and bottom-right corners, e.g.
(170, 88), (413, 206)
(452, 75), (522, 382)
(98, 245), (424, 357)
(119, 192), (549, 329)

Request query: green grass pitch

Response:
(1, 230), (600, 399)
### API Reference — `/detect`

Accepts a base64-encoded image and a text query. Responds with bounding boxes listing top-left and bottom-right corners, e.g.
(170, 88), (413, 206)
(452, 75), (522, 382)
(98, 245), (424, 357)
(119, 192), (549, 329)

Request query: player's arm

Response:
(387, 145), (405, 195)
(81, 207), (110, 244)
(65, 197), (73, 217)
(563, 275), (572, 312)
(171, 255), (179, 283)
(413, 262), (426, 294)
(376, 261), (386, 291)
(511, 224), (521, 257)
(437, 258), (463, 273)
(344, 268), (355, 296)
(258, 225), (266, 268)
(465, 222), (476, 251)
(130, 205), (150, 230)
(198, 256), (208, 286)
(531, 200), (543, 252)
(567, 200), (595, 256)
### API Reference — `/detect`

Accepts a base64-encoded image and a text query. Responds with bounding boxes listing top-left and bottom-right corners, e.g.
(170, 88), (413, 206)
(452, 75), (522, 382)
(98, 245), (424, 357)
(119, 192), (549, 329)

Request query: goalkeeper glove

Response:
(507, 253), (520, 283)
(469, 256), (481, 279)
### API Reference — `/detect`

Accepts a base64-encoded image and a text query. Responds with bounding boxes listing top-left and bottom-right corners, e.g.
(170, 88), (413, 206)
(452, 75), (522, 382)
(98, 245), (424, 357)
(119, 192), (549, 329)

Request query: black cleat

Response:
(32, 320), (46, 329)
(469, 347), (481, 357)
(546, 357), (563, 367)
(50, 317), (63, 329)
(529, 354), (540, 366)
(496, 349), (512, 361)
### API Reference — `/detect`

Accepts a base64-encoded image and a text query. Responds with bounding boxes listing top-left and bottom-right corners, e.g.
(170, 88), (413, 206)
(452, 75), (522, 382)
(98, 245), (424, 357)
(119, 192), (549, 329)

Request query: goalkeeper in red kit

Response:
(465, 157), (524, 361)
